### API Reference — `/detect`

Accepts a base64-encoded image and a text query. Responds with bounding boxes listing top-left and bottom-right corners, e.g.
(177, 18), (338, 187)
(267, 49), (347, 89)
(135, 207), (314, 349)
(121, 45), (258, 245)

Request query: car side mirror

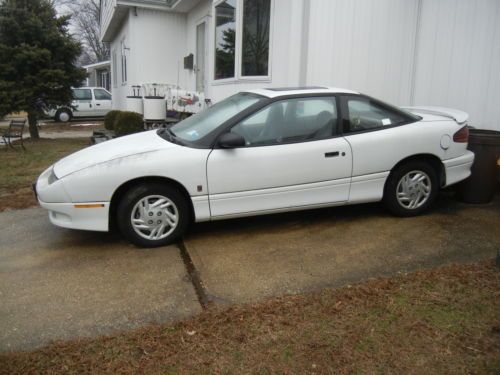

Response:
(218, 132), (245, 149)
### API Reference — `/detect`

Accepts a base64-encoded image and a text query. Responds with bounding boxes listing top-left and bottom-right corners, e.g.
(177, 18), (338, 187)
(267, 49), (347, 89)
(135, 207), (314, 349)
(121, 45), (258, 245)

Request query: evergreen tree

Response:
(0, 0), (86, 139)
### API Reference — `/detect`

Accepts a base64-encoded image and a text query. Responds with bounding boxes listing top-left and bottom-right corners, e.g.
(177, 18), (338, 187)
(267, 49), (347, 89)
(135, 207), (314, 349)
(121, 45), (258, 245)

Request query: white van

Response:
(46, 87), (112, 122)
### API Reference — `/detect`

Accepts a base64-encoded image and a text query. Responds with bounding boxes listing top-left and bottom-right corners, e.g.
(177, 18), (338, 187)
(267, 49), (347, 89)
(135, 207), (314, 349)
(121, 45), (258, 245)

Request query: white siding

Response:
(413, 0), (500, 130)
(305, 0), (419, 105)
(105, 0), (500, 130)
(129, 9), (187, 89)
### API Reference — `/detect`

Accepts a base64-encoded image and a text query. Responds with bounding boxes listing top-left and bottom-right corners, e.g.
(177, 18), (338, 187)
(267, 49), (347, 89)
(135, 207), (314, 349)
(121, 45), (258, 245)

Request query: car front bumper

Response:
(443, 150), (475, 187)
(38, 199), (110, 232)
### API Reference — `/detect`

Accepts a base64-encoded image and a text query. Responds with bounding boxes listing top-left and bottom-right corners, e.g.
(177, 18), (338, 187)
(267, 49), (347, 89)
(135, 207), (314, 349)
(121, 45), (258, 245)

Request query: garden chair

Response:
(2, 118), (27, 151)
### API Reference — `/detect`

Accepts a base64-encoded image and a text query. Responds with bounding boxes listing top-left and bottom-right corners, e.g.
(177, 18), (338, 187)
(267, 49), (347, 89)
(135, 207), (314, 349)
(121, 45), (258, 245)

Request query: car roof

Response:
(72, 87), (108, 90)
(244, 86), (359, 98)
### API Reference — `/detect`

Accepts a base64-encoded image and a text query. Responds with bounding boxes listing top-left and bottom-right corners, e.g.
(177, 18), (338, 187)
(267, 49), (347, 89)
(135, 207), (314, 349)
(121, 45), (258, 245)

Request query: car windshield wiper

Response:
(158, 127), (175, 141)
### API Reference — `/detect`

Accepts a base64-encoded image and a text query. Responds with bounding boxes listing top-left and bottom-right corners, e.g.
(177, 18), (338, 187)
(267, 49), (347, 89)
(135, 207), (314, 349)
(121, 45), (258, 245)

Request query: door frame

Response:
(195, 17), (209, 93)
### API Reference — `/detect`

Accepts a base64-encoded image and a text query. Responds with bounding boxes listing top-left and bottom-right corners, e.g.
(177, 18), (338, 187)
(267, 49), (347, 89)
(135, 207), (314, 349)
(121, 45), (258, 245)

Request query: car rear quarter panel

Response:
(343, 120), (466, 177)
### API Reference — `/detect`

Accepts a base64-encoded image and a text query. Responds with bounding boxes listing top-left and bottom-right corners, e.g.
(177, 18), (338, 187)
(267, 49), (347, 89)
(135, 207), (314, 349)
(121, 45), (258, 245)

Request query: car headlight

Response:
(47, 167), (59, 185)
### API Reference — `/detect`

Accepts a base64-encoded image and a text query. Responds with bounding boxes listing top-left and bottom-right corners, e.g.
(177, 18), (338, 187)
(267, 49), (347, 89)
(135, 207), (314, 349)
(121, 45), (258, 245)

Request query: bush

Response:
(114, 111), (144, 136)
(104, 110), (121, 130)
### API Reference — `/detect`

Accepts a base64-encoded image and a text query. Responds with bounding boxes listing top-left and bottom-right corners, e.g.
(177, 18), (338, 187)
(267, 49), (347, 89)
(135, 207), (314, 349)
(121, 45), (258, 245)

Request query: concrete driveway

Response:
(0, 208), (201, 352)
(0, 192), (498, 352)
(184, 192), (500, 304)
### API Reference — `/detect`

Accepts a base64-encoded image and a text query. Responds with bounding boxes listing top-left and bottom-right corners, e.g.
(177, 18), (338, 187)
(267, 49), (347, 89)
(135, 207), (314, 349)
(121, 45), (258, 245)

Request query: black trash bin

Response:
(458, 129), (500, 204)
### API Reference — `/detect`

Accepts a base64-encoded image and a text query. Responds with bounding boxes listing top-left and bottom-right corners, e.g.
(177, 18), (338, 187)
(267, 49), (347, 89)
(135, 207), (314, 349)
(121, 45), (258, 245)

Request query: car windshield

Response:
(170, 93), (264, 143)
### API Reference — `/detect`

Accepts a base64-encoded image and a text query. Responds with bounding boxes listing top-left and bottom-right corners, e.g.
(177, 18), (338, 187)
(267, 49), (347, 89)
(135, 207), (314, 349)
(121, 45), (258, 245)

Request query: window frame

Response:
(120, 39), (127, 85)
(111, 49), (117, 88)
(339, 94), (421, 136)
(213, 0), (274, 84)
(211, 94), (342, 149)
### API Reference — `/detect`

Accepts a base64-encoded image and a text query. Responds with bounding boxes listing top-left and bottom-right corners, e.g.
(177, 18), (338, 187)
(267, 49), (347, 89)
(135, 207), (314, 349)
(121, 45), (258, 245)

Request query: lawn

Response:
(0, 138), (89, 211)
(1, 260), (498, 374)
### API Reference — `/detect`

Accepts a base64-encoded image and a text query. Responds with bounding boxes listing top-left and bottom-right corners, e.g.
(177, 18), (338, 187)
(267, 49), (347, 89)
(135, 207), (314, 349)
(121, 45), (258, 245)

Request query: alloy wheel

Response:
(396, 170), (432, 210)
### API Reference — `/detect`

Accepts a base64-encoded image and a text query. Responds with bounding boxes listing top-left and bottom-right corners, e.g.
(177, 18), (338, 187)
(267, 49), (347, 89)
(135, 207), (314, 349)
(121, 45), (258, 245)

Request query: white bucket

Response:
(143, 97), (166, 120)
(126, 96), (143, 115)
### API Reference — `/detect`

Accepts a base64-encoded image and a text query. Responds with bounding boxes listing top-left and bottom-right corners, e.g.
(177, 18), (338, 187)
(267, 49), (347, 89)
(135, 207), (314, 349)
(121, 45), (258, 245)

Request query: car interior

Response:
(232, 98), (337, 146)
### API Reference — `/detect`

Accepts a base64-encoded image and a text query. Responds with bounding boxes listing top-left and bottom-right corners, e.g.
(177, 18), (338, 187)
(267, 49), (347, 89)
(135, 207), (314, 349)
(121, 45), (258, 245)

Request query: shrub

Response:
(114, 111), (144, 136)
(104, 110), (121, 130)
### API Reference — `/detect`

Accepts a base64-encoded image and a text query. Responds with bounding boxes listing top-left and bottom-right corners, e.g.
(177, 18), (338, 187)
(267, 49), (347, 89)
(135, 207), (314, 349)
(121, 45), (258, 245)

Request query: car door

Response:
(93, 88), (112, 116)
(207, 96), (353, 218)
(72, 88), (94, 117)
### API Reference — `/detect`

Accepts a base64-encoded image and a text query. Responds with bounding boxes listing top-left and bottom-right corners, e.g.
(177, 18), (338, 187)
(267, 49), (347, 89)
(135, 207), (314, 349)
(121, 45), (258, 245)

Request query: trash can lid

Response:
(468, 129), (500, 146)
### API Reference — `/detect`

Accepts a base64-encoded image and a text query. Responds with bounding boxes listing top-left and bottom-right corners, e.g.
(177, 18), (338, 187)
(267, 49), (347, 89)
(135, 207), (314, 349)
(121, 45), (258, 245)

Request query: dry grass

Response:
(0, 138), (89, 211)
(1, 260), (498, 375)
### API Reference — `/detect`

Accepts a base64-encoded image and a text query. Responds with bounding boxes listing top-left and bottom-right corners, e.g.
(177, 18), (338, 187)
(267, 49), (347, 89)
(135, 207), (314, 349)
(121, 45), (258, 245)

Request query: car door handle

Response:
(324, 151), (340, 158)
(96, 103), (101, 106)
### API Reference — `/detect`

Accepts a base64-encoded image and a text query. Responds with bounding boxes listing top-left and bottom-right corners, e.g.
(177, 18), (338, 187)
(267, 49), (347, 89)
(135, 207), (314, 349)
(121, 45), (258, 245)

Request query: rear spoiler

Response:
(400, 106), (468, 124)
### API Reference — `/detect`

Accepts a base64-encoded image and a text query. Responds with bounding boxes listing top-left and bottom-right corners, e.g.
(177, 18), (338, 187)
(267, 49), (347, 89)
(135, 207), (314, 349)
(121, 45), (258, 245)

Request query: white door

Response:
(195, 22), (206, 92)
(207, 97), (352, 217)
(72, 88), (94, 117)
(93, 88), (112, 116)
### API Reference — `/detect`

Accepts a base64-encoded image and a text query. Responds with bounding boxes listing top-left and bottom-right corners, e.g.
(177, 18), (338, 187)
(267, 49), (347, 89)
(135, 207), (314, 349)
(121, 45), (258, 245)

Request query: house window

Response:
(112, 50), (117, 88)
(241, 0), (270, 76)
(214, 0), (271, 81)
(214, 0), (236, 80)
(121, 40), (127, 84)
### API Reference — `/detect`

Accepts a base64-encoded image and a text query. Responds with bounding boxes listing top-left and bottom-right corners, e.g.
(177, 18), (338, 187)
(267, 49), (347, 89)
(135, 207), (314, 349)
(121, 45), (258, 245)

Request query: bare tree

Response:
(54, 0), (109, 64)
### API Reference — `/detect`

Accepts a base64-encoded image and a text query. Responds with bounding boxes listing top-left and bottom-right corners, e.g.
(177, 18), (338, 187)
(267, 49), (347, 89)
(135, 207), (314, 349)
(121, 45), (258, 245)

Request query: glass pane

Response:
(347, 98), (406, 132)
(73, 89), (92, 101)
(94, 89), (111, 100)
(215, 0), (236, 80)
(232, 97), (337, 146)
(242, 0), (271, 76)
(171, 93), (264, 141)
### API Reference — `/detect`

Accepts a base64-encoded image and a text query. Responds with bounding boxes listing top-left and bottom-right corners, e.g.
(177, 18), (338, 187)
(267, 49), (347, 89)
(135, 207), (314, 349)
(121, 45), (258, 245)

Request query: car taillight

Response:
(453, 126), (469, 143)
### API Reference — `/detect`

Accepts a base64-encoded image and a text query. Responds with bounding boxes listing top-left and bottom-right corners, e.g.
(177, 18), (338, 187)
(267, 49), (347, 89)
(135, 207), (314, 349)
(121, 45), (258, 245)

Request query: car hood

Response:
(53, 130), (177, 178)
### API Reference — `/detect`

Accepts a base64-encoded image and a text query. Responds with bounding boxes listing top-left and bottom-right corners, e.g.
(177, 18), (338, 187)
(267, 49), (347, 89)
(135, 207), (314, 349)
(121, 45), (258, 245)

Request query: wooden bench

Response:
(2, 118), (27, 151)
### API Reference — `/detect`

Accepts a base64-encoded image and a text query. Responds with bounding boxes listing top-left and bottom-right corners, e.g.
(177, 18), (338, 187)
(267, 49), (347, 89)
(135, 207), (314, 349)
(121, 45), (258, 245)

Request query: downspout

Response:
(299, 0), (311, 86)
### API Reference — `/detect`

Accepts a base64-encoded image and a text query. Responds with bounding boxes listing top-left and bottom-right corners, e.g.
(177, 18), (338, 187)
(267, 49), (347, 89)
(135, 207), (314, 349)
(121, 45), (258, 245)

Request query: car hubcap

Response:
(131, 195), (178, 240)
(396, 170), (432, 210)
(59, 112), (70, 122)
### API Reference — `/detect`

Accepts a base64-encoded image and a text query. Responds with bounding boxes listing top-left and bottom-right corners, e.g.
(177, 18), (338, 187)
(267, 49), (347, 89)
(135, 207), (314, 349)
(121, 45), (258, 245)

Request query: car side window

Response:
(73, 89), (92, 101)
(344, 97), (407, 133)
(231, 97), (337, 146)
(94, 89), (111, 100)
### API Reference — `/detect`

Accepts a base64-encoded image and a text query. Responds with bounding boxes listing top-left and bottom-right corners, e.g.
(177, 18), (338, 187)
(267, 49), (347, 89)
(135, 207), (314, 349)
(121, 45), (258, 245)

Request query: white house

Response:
(100, 0), (500, 130)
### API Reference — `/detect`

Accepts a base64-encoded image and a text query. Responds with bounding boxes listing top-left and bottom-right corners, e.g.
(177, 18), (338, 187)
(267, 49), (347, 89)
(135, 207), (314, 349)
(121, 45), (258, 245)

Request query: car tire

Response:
(383, 161), (439, 217)
(55, 108), (72, 123)
(117, 183), (190, 248)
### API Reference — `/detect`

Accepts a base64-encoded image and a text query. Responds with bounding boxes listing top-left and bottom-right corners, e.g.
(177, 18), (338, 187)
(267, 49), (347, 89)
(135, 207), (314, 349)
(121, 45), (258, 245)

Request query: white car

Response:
(35, 87), (474, 247)
(46, 87), (112, 122)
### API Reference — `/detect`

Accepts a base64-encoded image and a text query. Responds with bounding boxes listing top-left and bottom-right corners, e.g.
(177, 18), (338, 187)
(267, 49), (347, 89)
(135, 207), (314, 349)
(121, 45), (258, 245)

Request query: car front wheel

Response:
(383, 161), (438, 217)
(117, 183), (190, 247)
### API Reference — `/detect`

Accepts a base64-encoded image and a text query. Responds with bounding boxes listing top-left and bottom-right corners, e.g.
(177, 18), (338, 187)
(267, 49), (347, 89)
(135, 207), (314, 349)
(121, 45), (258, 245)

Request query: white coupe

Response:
(35, 87), (474, 247)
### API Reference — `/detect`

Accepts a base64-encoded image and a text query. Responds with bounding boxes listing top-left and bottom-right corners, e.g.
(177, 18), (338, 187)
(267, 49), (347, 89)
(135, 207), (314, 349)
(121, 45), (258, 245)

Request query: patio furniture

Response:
(2, 118), (27, 151)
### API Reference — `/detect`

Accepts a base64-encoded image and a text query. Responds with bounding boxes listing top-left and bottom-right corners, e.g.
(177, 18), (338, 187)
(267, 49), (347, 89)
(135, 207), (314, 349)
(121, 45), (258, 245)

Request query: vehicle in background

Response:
(45, 87), (112, 122)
